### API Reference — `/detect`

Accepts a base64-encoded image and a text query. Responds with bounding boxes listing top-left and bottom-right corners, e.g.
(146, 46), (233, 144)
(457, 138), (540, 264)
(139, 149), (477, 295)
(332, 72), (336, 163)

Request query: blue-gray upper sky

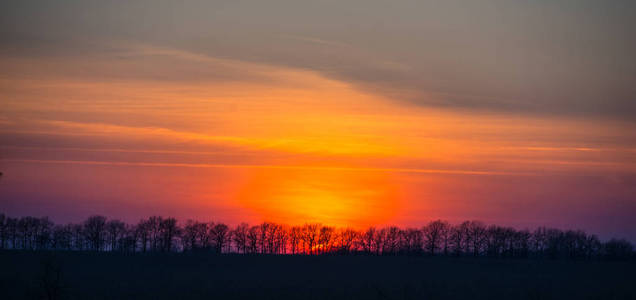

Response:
(2, 0), (635, 119)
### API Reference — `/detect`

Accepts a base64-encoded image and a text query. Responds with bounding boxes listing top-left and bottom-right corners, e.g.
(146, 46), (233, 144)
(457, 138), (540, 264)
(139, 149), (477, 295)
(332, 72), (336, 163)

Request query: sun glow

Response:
(236, 168), (403, 228)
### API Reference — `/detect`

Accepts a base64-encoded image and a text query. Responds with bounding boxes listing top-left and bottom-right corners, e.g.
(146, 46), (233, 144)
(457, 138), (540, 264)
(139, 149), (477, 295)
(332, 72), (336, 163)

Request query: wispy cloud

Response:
(4, 159), (523, 176)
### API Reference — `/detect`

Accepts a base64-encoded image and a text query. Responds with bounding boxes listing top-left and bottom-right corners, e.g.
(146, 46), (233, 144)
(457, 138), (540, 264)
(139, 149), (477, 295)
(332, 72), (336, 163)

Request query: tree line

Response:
(0, 214), (633, 260)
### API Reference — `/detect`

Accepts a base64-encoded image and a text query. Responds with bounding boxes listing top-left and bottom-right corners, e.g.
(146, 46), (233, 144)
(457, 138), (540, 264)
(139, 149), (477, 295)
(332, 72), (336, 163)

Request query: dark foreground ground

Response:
(1, 251), (635, 300)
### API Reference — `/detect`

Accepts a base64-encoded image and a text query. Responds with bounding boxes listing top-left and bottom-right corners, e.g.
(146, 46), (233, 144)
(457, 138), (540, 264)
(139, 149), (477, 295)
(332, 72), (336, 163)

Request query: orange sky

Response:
(1, 2), (636, 240)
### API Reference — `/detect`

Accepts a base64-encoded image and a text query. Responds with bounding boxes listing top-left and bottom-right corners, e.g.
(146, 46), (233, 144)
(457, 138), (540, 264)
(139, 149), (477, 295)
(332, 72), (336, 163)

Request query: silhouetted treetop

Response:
(0, 213), (633, 260)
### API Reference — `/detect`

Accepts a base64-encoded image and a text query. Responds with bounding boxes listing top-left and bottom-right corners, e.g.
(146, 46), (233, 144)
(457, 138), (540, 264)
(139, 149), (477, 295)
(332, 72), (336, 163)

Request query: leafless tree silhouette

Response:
(106, 219), (125, 251)
(232, 223), (249, 254)
(210, 223), (229, 253)
(423, 220), (448, 255)
(0, 213), (632, 260)
(83, 215), (106, 251)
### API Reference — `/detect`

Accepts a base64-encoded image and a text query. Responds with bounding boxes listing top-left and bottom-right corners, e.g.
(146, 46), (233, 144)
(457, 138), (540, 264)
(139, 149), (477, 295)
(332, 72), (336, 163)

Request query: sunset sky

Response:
(1, 1), (635, 240)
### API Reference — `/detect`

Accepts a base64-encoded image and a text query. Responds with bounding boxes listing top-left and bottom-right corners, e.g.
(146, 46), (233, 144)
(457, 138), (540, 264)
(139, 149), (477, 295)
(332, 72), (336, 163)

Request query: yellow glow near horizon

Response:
(235, 168), (403, 228)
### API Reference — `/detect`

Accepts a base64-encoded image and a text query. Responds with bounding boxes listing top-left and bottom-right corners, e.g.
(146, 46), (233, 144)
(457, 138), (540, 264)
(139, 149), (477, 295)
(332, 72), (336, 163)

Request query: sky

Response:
(1, 0), (635, 240)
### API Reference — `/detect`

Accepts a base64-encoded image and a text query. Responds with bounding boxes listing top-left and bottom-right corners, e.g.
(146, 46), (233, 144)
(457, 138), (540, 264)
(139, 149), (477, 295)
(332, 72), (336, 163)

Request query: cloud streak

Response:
(4, 159), (521, 176)
(2, 1), (635, 119)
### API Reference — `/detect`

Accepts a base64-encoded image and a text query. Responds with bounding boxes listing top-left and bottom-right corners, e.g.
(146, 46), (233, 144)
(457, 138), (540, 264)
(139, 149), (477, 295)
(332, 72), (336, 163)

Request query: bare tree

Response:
(318, 225), (335, 254)
(159, 217), (179, 252)
(302, 224), (319, 254)
(210, 223), (229, 253)
(35, 217), (53, 250)
(449, 223), (464, 256)
(232, 223), (249, 254)
(545, 228), (564, 259)
(194, 221), (210, 249)
(584, 234), (602, 259)
(530, 226), (549, 258)
(274, 225), (288, 254)
(71, 224), (85, 251)
(52, 224), (73, 251)
(289, 226), (302, 254)
(83, 215), (107, 251)
(136, 219), (151, 253)
(400, 228), (423, 254)
(383, 227), (400, 255)
(337, 228), (358, 254)
(467, 221), (487, 257)
(265, 223), (280, 254)
(0, 213), (7, 249)
(147, 216), (162, 251)
(18, 216), (37, 250)
(373, 228), (387, 255)
(604, 238), (633, 260)
(106, 219), (126, 251)
(6, 217), (18, 249)
(423, 220), (448, 255)
(361, 227), (376, 254)
(182, 220), (198, 252)
(513, 229), (531, 258)
(247, 225), (259, 254)
(120, 224), (139, 253)
(257, 223), (269, 254)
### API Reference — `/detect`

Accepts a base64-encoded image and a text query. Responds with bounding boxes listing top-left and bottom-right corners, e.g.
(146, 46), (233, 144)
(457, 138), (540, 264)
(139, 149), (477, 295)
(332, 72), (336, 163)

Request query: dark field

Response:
(1, 251), (635, 300)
